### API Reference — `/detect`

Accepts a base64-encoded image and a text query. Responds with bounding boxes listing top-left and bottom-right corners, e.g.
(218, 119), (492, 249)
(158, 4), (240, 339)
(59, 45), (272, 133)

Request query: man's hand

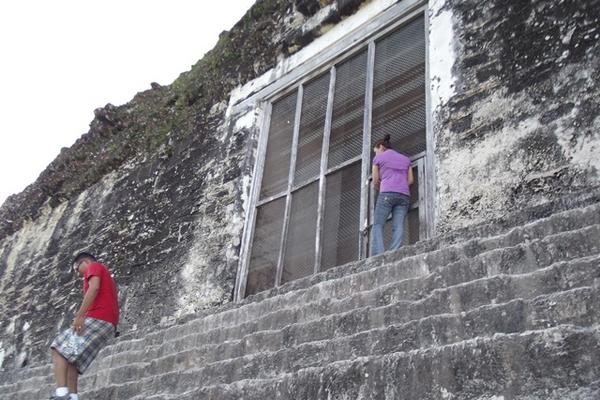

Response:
(72, 316), (85, 334)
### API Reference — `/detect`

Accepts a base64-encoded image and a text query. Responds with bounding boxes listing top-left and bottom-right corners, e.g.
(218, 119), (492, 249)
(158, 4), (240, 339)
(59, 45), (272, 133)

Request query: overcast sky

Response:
(0, 0), (256, 206)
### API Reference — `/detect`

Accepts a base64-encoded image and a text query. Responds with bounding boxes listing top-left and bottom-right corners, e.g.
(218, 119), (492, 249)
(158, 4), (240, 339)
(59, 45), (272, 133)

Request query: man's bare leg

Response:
(51, 349), (69, 397)
(51, 349), (68, 387)
(66, 363), (78, 396)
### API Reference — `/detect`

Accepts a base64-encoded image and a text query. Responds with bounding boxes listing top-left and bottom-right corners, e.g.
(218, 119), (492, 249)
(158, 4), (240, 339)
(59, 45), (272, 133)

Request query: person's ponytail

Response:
(383, 134), (391, 149)
(375, 134), (392, 149)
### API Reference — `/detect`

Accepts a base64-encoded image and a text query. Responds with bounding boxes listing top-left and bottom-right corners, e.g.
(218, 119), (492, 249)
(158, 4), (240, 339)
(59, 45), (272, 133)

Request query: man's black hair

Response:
(73, 252), (97, 265)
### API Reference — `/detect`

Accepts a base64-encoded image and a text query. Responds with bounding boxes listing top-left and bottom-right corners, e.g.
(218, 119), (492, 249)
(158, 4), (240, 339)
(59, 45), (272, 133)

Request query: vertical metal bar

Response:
(359, 41), (376, 259)
(314, 67), (336, 274)
(368, 180), (375, 256)
(423, 8), (436, 239)
(416, 157), (426, 239)
(275, 86), (303, 286)
(234, 102), (272, 302)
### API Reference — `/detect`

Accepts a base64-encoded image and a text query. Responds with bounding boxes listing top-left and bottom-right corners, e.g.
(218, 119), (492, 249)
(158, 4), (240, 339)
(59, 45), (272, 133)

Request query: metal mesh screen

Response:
(260, 91), (298, 199)
(246, 197), (286, 296)
(328, 50), (368, 169)
(321, 162), (362, 270)
(282, 182), (319, 283)
(372, 16), (425, 157)
(295, 73), (330, 185)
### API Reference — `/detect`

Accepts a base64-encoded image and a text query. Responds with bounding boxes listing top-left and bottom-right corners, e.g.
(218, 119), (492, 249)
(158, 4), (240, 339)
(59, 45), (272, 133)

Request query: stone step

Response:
(130, 216), (600, 344)
(85, 323), (600, 400)
(504, 381), (600, 400)
(111, 381), (600, 400)
(81, 257), (599, 393)
(87, 224), (600, 375)
(0, 373), (53, 398)
(179, 325), (600, 400)
(0, 364), (52, 391)
(2, 236), (597, 398)
(167, 205), (600, 333)
(106, 202), (600, 352)
(7, 223), (596, 398)
(2, 202), (600, 399)
(91, 251), (600, 387)
(123, 286), (594, 392)
(24, 263), (597, 400)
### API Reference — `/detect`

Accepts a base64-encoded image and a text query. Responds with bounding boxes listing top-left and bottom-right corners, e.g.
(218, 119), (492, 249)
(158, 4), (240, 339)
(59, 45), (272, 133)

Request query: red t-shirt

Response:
(83, 262), (119, 327)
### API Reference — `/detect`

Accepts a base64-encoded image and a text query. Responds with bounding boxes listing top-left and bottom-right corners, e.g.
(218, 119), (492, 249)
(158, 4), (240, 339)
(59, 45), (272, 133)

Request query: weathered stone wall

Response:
(0, 0), (372, 371)
(0, 102), (259, 369)
(430, 0), (600, 232)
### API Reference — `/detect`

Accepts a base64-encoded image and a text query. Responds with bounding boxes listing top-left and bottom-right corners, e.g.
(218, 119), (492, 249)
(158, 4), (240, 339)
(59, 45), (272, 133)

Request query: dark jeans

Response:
(371, 192), (410, 256)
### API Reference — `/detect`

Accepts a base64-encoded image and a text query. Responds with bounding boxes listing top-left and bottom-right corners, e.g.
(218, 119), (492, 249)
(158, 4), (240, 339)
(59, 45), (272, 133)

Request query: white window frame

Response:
(235, 0), (434, 301)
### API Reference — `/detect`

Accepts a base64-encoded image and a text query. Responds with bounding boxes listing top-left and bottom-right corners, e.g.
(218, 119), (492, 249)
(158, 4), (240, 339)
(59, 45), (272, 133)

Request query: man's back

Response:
(83, 262), (119, 327)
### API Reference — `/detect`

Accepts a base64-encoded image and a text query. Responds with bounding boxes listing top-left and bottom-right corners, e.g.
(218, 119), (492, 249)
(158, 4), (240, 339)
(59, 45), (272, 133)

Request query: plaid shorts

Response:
(51, 317), (115, 374)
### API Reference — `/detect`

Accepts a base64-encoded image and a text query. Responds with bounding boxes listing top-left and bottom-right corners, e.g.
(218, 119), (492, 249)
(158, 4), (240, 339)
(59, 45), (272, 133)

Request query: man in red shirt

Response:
(49, 252), (119, 400)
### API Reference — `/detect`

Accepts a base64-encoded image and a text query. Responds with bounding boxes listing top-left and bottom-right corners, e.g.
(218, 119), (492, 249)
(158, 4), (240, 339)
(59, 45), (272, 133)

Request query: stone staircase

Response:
(2, 201), (600, 399)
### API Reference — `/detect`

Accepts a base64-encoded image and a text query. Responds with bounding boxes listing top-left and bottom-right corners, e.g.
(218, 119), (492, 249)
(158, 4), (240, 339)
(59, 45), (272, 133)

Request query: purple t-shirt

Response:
(373, 149), (411, 195)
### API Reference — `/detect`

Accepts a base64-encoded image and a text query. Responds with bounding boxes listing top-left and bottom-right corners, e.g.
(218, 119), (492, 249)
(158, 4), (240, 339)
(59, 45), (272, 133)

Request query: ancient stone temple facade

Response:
(1, 0), (599, 398)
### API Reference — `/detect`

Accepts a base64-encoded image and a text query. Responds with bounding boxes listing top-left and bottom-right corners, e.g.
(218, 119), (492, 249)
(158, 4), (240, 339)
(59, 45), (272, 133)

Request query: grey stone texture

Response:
(0, 201), (599, 398)
(433, 0), (600, 231)
(0, 0), (600, 397)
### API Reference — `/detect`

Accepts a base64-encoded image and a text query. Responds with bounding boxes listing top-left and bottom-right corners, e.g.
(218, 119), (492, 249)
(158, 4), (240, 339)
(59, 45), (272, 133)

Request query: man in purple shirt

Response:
(371, 134), (414, 256)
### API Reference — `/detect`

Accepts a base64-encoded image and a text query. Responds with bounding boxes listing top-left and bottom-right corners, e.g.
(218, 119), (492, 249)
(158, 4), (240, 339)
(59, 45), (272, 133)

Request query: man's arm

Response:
(72, 276), (100, 333)
(372, 164), (381, 191)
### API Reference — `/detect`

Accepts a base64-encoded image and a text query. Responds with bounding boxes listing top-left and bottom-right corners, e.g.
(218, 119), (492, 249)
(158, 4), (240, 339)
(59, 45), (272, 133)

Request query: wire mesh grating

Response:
(246, 197), (286, 296)
(372, 16), (426, 157)
(260, 90), (298, 199)
(321, 162), (362, 270)
(295, 73), (330, 185)
(328, 50), (368, 169)
(282, 182), (319, 283)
